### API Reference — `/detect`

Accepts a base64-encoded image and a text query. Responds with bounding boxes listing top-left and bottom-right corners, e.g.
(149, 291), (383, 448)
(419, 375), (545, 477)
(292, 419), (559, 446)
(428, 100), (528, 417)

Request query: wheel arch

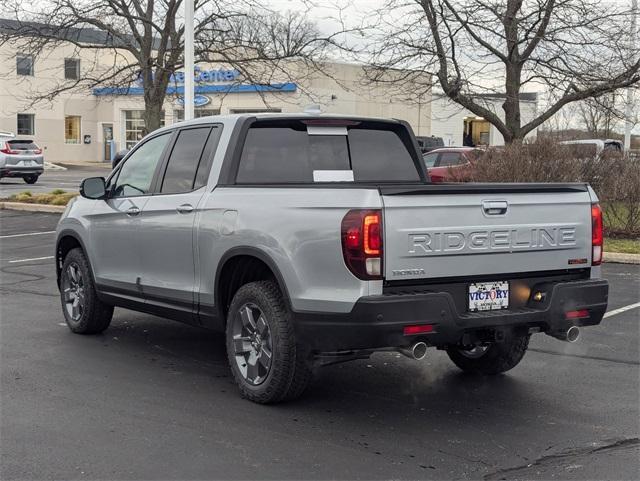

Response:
(56, 230), (91, 289)
(214, 247), (292, 322)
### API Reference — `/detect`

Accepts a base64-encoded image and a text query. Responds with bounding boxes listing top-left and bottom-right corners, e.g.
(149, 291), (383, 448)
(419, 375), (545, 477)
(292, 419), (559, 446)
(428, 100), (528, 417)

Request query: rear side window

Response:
(160, 127), (212, 194)
(437, 152), (463, 167)
(236, 122), (421, 184)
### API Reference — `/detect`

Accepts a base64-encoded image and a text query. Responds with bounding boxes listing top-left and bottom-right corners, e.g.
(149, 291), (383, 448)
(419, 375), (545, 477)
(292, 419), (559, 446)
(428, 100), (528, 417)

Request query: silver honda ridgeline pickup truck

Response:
(55, 113), (609, 403)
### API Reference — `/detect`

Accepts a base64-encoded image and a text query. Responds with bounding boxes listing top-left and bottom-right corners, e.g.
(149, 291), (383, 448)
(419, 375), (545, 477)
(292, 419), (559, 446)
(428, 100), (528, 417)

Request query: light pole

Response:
(184, 0), (195, 121)
(624, 0), (638, 151)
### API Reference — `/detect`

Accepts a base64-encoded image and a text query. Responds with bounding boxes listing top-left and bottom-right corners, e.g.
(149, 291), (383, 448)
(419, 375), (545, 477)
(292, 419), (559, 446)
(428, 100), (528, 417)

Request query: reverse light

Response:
(341, 209), (383, 280)
(591, 203), (603, 266)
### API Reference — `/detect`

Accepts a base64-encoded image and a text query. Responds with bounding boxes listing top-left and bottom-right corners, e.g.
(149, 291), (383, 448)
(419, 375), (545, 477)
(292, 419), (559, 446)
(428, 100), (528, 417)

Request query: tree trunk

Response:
(503, 65), (522, 144)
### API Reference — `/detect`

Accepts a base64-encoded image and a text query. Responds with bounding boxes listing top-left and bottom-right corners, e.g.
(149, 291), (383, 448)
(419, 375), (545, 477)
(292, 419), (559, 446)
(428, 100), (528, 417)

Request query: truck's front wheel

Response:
(225, 280), (312, 404)
(446, 333), (530, 375)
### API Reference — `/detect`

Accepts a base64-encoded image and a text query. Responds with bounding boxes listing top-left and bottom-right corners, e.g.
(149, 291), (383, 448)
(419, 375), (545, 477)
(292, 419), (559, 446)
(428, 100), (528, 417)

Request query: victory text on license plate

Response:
(468, 281), (509, 312)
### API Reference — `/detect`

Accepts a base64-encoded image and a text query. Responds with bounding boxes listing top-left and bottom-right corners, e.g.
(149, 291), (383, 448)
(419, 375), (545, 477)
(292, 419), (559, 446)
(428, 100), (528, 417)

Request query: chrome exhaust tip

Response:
(398, 342), (428, 360)
(547, 326), (580, 343)
(566, 326), (580, 343)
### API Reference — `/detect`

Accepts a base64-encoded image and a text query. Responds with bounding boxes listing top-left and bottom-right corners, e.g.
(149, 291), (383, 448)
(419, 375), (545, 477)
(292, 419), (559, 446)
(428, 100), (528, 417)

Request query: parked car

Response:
(423, 147), (482, 182)
(56, 113), (608, 404)
(415, 135), (444, 153)
(0, 131), (44, 184)
(560, 139), (623, 157)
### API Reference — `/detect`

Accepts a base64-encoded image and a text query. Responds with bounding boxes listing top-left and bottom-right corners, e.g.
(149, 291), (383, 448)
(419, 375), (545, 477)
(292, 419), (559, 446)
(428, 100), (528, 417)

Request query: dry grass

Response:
(7, 190), (77, 206)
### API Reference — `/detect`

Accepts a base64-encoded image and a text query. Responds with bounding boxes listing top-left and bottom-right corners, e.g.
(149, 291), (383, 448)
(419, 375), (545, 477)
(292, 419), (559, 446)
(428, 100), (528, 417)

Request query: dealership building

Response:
(0, 19), (537, 163)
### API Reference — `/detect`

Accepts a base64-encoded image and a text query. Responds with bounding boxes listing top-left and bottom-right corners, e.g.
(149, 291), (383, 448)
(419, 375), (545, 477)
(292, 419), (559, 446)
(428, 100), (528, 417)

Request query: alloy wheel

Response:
(231, 303), (273, 385)
(62, 263), (85, 322)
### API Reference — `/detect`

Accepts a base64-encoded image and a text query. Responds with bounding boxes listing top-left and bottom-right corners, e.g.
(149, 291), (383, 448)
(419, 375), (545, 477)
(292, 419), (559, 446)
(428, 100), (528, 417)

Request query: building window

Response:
(17, 114), (35, 135)
(123, 110), (165, 149)
(65, 116), (81, 144)
(16, 55), (34, 76)
(64, 58), (80, 80)
(229, 108), (282, 114)
(173, 109), (220, 123)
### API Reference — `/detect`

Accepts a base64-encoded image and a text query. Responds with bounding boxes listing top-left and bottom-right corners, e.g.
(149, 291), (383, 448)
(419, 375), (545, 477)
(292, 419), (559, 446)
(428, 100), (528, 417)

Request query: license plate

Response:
(468, 281), (509, 312)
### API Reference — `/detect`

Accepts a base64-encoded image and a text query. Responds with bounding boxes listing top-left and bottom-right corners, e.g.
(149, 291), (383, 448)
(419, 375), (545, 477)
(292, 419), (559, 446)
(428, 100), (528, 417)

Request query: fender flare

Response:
(214, 246), (293, 316)
(55, 229), (92, 288)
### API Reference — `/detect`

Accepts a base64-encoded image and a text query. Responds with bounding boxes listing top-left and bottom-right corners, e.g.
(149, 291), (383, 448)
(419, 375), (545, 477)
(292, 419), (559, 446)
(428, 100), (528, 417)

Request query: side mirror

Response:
(80, 177), (107, 199)
(112, 149), (129, 169)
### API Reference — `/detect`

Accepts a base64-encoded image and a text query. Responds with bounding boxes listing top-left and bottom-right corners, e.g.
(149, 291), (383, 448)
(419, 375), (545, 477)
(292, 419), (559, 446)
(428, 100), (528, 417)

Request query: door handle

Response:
(177, 204), (194, 214)
(482, 200), (508, 216)
(126, 206), (141, 217)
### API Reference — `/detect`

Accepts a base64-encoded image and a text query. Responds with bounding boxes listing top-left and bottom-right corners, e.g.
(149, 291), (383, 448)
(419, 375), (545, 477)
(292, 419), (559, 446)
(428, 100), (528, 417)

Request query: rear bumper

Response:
(294, 279), (608, 352)
(0, 166), (43, 177)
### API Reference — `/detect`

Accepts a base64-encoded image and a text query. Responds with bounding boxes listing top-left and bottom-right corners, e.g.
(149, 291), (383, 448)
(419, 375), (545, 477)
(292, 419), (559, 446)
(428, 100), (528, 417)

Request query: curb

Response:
(0, 202), (67, 213)
(604, 252), (640, 265)
(44, 162), (67, 171)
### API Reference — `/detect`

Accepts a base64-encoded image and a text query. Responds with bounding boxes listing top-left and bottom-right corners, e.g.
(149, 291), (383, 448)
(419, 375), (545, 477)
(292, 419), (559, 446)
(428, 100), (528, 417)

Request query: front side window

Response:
(17, 114), (35, 135)
(160, 127), (212, 194)
(64, 58), (80, 80)
(64, 116), (81, 144)
(112, 133), (171, 197)
(16, 55), (33, 76)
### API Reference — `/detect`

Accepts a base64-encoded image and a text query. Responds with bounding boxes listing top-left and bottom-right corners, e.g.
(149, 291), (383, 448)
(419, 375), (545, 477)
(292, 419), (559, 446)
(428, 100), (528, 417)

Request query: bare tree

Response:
(366, 0), (640, 143)
(0, 0), (334, 133)
(578, 94), (620, 138)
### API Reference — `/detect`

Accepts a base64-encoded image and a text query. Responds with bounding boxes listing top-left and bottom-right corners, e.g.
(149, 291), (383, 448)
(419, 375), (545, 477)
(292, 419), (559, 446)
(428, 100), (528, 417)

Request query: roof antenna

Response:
(304, 104), (322, 115)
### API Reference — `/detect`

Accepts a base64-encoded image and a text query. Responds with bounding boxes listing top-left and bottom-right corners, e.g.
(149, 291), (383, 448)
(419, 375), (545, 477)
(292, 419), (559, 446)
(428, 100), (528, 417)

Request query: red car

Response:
(423, 147), (482, 182)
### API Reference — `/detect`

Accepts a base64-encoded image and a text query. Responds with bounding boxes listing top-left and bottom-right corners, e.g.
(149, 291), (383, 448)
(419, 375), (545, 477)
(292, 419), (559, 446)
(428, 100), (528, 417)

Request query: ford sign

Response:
(175, 94), (211, 107)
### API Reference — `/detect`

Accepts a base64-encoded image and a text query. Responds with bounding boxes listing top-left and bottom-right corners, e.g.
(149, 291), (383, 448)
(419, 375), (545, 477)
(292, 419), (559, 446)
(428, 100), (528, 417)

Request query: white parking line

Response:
(8, 256), (55, 264)
(0, 231), (56, 239)
(603, 302), (640, 319)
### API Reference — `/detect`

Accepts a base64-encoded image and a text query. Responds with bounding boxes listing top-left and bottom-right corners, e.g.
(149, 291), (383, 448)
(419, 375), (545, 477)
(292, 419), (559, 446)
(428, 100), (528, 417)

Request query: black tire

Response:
(23, 175), (39, 184)
(226, 280), (312, 404)
(60, 247), (113, 334)
(446, 333), (530, 375)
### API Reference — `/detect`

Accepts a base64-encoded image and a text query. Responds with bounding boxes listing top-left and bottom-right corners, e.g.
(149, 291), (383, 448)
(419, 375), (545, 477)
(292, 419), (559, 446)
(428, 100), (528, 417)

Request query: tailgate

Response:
(381, 184), (593, 281)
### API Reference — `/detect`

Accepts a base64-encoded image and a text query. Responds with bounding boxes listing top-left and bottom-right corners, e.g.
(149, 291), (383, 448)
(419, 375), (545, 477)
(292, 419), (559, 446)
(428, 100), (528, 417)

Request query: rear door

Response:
(137, 125), (221, 317)
(2, 139), (43, 168)
(381, 185), (593, 281)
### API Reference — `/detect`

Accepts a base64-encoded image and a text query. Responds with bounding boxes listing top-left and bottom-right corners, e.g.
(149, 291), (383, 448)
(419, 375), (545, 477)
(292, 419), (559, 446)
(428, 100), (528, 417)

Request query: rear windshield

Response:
(236, 120), (422, 184)
(7, 140), (38, 150)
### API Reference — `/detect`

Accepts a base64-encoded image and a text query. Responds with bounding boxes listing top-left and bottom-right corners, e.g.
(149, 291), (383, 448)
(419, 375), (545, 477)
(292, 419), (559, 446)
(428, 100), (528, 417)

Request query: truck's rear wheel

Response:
(23, 174), (39, 184)
(60, 247), (113, 334)
(225, 280), (312, 404)
(446, 333), (530, 375)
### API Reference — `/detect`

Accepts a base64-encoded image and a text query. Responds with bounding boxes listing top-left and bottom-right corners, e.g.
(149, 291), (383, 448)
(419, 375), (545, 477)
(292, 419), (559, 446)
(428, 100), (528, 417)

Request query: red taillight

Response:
(403, 324), (435, 336)
(33, 148), (42, 154)
(565, 309), (589, 320)
(0, 142), (18, 155)
(591, 203), (603, 266)
(341, 209), (383, 280)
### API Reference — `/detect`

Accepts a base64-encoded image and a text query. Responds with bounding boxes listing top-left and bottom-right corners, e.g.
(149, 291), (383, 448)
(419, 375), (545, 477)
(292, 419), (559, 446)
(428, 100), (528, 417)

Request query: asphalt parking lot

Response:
(0, 163), (111, 197)
(1, 210), (639, 480)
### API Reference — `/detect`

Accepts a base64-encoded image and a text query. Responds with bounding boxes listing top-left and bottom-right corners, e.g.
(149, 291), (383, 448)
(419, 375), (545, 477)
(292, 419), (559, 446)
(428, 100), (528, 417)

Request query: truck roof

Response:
(154, 112), (404, 135)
